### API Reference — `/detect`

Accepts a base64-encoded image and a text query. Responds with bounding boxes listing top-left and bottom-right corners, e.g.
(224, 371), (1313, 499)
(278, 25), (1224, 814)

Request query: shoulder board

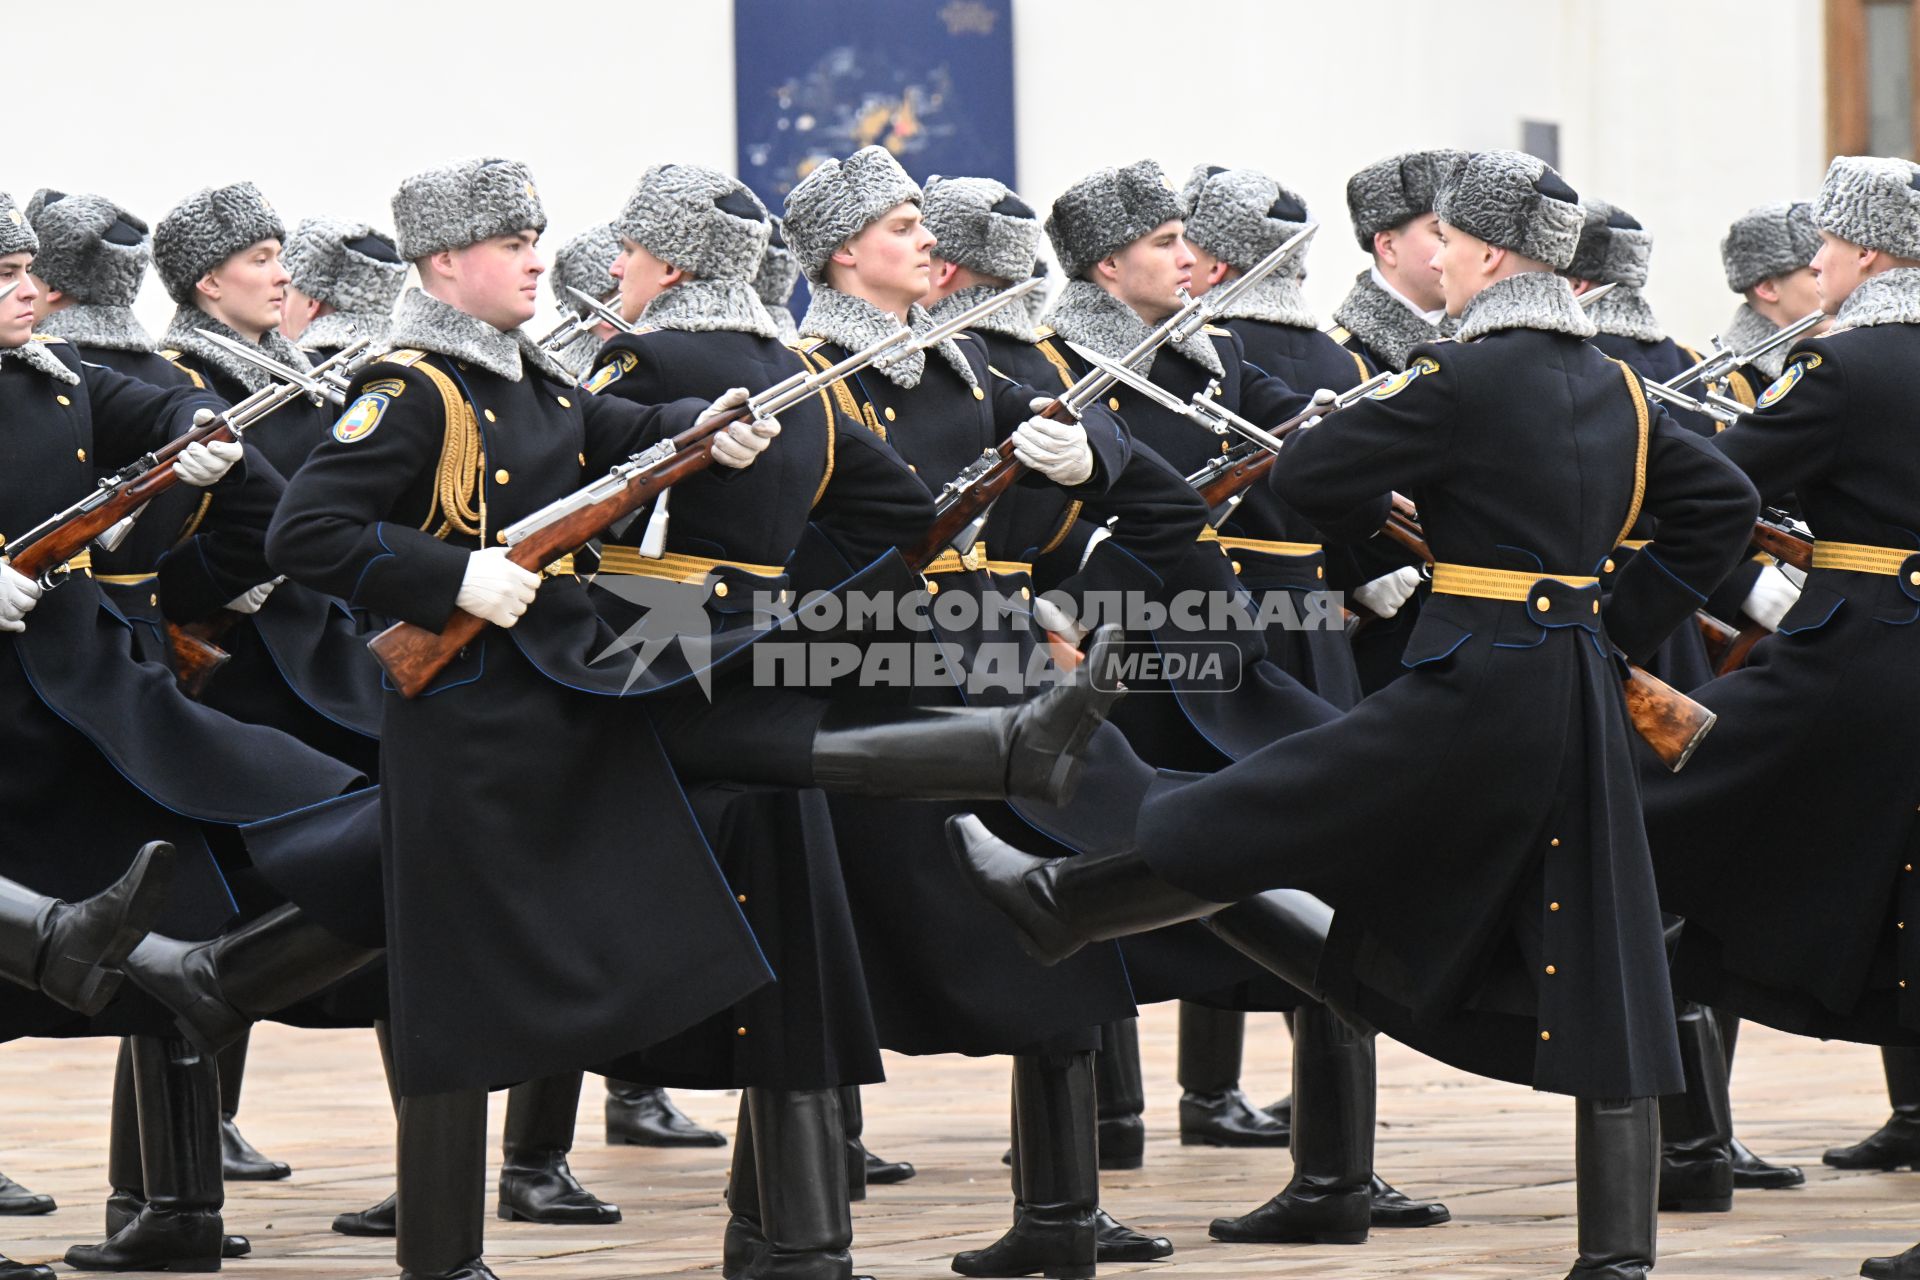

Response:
(379, 348), (430, 368)
(1202, 324), (1231, 337)
(29, 333), (66, 345)
(157, 349), (182, 361)
(1325, 325), (1353, 345)
(1033, 325), (1055, 338)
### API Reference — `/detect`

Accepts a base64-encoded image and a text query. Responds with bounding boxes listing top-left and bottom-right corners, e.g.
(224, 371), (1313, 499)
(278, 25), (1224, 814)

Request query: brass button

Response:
(737, 893), (747, 903)
(972, 387), (985, 400)
(1550, 837), (1561, 847)
(736, 1026), (747, 1036)
(494, 469), (510, 485)
(56, 395), (71, 407)
(1909, 570), (1920, 586)
(1907, 864), (1914, 872)
(1549, 901), (1561, 912)
(1592, 600), (1600, 614)
(925, 579), (939, 595)
(1901, 922), (1907, 930)
(884, 406), (896, 421)
(483, 409), (497, 423)
(714, 582), (729, 599)
(1231, 560), (1243, 575)
(76, 448), (86, 461)
(1603, 558), (1615, 574)
(149, 593), (158, 607)
(578, 452), (586, 466)
(1020, 587), (1031, 600)
(1220, 440), (1230, 454)
(908, 463), (918, 473)
(1535, 595), (1551, 611)
(1545, 965), (1557, 976)
(557, 395), (572, 408)
(1316, 565), (1325, 579)
(496, 531), (508, 545)
(1540, 1030), (1551, 1041)
(1108, 397), (1121, 411)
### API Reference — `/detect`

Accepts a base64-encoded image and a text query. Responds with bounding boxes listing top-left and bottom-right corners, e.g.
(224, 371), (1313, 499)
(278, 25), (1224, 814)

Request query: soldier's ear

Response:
(194, 270), (221, 303)
(1371, 227), (1397, 267)
(1752, 278), (1781, 305)
(829, 239), (858, 270)
(1092, 254), (1121, 285)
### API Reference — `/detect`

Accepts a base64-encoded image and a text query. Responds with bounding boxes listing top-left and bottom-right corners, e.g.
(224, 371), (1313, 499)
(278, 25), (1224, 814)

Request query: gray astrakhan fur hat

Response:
(783, 146), (922, 283)
(922, 175), (1042, 282)
(1179, 165), (1311, 270)
(23, 190), (148, 305)
(1565, 200), (1653, 288)
(1047, 159), (1183, 280)
(550, 223), (622, 314)
(392, 157), (547, 261)
(753, 215), (800, 308)
(1345, 149), (1464, 252)
(614, 164), (772, 283)
(0, 192), (34, 258)
(1721, 200), (1820, 291)
(1432, 150), (1585, 271)
(283, 216), (406, 315)
(1811, 156), (1920, 261)
(152, 182), (285, 305)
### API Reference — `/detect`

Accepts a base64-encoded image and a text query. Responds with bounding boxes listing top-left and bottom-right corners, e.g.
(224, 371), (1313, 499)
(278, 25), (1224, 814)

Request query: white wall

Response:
(32, 0), (1822, 346)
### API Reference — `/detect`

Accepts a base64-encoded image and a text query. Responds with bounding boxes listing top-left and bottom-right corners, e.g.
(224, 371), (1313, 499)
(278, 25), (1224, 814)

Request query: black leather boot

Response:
(1657, 1002), (1733, 1212)
(334, 1022), (401, 1237)
(0, 1170), (52, 1216)
(953, 1051), (1100, 1279)
(1567, 1096), (1658, 1279)
(743, 1088), (864, 1280)
(0, 843), (174, 1014)
(1862, 1242), (1920, 1277)
(946, 816), (1226, 966)
(0, 1257), (52, 1279)
(66, 1036), (225, 1272)
(498, 1072), (620, 1224)
(215, 1034), (289, 1181)
(1178, 1004), (1289, 1147)
(1828, 1047), (1920, 1170)
(839, 1086), (912, 1195)
(1369, 1173), (1450, 1228)
(123, 904), (381, 1055)
(1704, 1008), (1803, 1188)
(1209, 1004), (1372, 1244)
(396, 1088), (494, 1280)
(812, 626), (1124, 808)
(1094, 1019), (1145, 1171)
(102, 1040), (247, 1259)
(723, 1093), (763, 1278)
(606, 1082), (726, 1147)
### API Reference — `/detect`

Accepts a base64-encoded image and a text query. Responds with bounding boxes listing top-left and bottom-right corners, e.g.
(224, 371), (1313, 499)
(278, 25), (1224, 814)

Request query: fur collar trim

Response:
(1582, 284), (1665, 342)
(298, 309), (391, 356)
(384, 288), (574, 384)
(0, 338), (82, 385)
(1044, 278), (1224, 379)
(37, 304), (154, 353)
(639, 278), (783, 340)
(799, 287), (977, 390)
(1721, 302), (1789, 381)
(928, 282), (1040, 343)
(1454, 271), (1596, 343)
(1207, 272), (1317, 330)
(1331, 270), (1440, 371)
(1832, 267), (1920, 331)
(162, 308), (312, 393)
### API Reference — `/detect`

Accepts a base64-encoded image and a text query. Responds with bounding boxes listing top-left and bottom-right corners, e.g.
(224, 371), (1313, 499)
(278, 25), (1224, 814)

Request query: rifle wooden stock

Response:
(1694, 611), (1738, 668)
(1194, 450), (1274, 512)
(904, 397), (1087, 572)
(165, 613), (240, 699)
(366, 414), (735, 699)
(1749, 518), (1813, 573)
(1376, 498), (1714, 770)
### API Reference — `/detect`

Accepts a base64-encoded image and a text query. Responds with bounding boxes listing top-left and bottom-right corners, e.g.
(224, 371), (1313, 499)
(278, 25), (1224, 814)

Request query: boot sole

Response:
(1209, 1228), (1368, 1245)
(1180, 1133), (1291, 1148)
(329, 1222), (396, 1238)
(62, 1255), (220, 1273)
(497, 1206), (623, 1225)
(605, 1133), (726, 1148)
(1658, 1196), (1732, 1213)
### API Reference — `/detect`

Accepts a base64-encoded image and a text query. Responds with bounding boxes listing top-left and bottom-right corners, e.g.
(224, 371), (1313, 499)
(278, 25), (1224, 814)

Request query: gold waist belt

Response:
(1811, 540), (1919, 577)
(1430, 562), (1598, 602)
(922, 541), (1032, 577)
(592, 545), (782, 584)
(1197, 528), (1323, 558)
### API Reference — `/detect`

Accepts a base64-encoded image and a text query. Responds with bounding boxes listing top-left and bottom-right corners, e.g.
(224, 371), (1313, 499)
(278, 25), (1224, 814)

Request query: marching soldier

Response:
(1620, 155), (1920, 1280)
(951, 149), (1759, 1280)
(545, 221), (622, 378)
(281, 216), (408, 358)
(1718, 200), (1829, 402)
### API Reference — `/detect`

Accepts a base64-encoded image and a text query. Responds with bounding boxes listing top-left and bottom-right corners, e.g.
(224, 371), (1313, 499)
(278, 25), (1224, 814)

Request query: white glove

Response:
(1033, 594), (1089, 645)
(1352, 565), (1422, 619)
(1740, 562), (1801, 633)
(1013, 398), (1094, 486)
(223, 577), (281, 615)
(174, 440), (243, 488)
(701, 386), (782, 470)
(456, 547), (541, 628)
(0, 565), (43, 633)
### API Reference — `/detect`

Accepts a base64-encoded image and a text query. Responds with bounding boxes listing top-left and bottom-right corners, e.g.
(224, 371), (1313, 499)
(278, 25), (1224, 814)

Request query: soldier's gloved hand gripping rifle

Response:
(367, 276), (1043, 698)
(904, 225), (1320, 572)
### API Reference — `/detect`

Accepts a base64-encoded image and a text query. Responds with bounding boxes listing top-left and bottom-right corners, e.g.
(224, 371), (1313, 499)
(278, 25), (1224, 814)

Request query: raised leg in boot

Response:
(1568, 1096), (1658, 1280)
(1093, 1019), (1145, 1171)
(1210, 1004), (1372, 1245)
(498, 1072), (619, 1224)
(66, 1036), (225, 1273)
(953, 1052), (1098, 1279)
(744, 1088), (862, 1280)
(217, 1033), (289, 1181)
(122, 904), (380, 1055)
(605, 1082), (726, 1147)
(1828, 1047), (1920, 1171)
(1658, 1002), (1733, 1212)
(396, 1088), (493, 1280)
(0, 843), (174, 1015)
(334, 1021), (399, 1238)
(1177, 1004), (1289, 1147)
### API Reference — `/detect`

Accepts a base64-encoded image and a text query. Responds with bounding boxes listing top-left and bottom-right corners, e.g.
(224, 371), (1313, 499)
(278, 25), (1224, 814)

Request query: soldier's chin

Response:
(0, 323), (31, 349)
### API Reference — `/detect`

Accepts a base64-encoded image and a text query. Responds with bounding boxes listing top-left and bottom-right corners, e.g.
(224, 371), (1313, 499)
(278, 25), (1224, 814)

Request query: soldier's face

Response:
(27, 274), (58, 324)
(279, 284), (322, 342)
(1809, 232), (1867, 313)
(835, 203), (934, 309)
(1765, 266), (1823, 322)
(1184, 243), (1231, 299)
(199, 240), (289, 338)
(1432, 220), (1493, 317)
(447, 231), (545, 331)
(0, 254), (40, 348)
(613, 239), (678, 323)
(1104, 221), (1194, 323)
(1378, 216), (1445, 311)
